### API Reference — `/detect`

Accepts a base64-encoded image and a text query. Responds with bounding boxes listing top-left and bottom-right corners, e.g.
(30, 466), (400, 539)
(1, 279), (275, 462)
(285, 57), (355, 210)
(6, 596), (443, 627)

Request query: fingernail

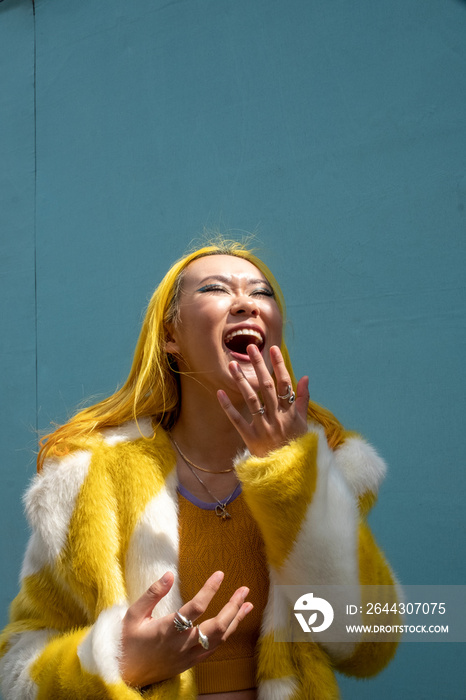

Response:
(212, 571), (224, 584)
(240, 587), (249, 600)
(243, 603), (254, 614)
(161, 573), (171, 585)
(217, 390), (228, 405)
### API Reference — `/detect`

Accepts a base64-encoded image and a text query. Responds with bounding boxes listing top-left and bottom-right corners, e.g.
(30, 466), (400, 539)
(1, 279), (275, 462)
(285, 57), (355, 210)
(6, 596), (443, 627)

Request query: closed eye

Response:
(251, 288), (274, 297)
(197, 284), (274, 297)
(198, 284), (229, 294)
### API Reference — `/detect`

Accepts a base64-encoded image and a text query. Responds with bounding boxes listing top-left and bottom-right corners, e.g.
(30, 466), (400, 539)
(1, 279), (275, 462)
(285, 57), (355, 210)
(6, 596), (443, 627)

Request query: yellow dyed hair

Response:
(38, 238), (344, 470)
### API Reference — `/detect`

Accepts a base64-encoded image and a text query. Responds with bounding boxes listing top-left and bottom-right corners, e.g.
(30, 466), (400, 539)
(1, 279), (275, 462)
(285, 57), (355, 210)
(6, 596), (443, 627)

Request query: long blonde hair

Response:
(38, 238), (344, 470)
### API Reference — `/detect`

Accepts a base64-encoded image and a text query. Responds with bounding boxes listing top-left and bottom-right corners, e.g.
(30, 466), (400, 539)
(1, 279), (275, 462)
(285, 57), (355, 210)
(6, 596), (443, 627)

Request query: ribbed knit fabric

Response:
(178, 489), (269, 693)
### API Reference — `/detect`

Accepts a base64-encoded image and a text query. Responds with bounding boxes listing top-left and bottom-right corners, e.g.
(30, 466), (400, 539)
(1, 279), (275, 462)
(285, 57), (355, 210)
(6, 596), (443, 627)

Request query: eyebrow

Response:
(197, 275), (273, 290)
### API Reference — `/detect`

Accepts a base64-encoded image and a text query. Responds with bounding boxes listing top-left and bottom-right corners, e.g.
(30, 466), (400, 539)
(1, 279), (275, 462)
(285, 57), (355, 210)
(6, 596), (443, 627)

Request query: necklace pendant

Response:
(215, 504), (231, 520)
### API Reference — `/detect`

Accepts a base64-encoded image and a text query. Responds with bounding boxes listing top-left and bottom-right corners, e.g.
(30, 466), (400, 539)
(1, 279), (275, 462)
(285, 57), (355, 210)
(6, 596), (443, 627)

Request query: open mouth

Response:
(224, 328), (265, 359)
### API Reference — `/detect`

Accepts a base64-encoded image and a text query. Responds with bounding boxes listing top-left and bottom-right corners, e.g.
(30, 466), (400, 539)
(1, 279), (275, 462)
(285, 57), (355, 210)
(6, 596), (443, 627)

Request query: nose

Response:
(230, 296), (259, 317)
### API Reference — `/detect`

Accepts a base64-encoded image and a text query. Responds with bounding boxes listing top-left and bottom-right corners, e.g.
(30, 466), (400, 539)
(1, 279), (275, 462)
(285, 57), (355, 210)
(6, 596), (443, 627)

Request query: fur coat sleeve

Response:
(234, 423), (401, 691)
(0, 420), (196, 700)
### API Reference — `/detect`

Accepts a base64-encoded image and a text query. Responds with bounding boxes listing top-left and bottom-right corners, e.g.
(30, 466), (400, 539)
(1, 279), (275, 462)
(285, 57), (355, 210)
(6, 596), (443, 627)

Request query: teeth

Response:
(224, 329), (264, 343)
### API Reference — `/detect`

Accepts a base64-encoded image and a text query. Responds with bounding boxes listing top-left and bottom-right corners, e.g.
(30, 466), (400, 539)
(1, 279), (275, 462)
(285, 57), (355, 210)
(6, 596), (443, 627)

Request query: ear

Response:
(164, 325), (180, 356)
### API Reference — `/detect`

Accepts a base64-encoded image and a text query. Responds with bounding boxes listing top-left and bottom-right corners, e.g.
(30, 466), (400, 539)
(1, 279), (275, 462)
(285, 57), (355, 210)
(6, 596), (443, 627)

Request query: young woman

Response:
(0, 239), (399, 699)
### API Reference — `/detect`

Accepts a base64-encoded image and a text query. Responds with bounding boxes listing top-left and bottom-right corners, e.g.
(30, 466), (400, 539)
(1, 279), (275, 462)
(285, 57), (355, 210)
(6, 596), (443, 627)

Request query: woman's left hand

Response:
(217, 344), (309, 457)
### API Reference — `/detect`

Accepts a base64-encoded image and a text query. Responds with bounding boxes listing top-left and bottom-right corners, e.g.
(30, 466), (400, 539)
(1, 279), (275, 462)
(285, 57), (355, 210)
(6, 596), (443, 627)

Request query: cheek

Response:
(268, 309), (283, 342)
(188, 305), (230, 341)
(176, 311), (223, 352)
(276, 316), (284, 339)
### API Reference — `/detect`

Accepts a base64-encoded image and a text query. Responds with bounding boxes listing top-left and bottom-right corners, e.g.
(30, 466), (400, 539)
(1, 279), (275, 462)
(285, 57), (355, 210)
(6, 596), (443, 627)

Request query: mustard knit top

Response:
(178, 485), (270, 694)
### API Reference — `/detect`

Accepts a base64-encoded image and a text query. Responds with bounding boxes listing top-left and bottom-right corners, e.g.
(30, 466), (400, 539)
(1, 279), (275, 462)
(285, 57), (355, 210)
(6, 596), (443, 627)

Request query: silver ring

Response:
(197, 624), (209, 650)
(251, 406), (265, 416)
(288, 391), (296, 404)
(277, 385), (292, 400)
(174, 611), (193, 632)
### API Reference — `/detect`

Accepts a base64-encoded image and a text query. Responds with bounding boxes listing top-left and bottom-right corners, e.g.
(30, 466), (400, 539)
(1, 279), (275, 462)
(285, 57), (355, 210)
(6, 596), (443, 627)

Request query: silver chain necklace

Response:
(171, 438), (237, 520)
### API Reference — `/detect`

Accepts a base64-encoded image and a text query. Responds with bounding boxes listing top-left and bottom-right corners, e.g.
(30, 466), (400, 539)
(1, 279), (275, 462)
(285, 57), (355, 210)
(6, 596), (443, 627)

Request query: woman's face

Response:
(165, 255), (283, 399)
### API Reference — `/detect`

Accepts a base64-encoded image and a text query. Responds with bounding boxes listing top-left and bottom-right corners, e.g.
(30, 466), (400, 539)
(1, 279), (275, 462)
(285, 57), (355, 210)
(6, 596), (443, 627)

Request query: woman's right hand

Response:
(120, 571), (252, 688)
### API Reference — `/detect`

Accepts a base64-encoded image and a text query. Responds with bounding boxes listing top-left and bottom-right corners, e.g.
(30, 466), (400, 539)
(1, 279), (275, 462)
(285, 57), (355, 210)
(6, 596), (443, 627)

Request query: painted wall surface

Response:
(0, 0), (36, 647)
(1, 0), (465, 697)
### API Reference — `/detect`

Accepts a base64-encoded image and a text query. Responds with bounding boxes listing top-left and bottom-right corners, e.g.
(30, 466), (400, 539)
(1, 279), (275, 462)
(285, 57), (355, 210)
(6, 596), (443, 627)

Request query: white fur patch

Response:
(277, 428), (362, 659)
(0, 629), (52, 700)
(20, 530), (51, 580)
(23, 450), (91, 565)
(20, 530), (95, 623)
(335, 436), (387, 497)
(125, 469), (182, 618)
(260, 569), (288, 636)
(101, 417), (154, 446)
(77, 605), (127, 683)
(283, 428), (360, 587)
(233, 446), (251, 467)
(258, 676), (299, 700)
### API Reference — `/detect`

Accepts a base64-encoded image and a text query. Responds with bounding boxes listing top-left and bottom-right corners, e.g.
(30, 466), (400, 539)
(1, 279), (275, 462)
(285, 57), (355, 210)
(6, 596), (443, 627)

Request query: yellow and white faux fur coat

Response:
(0, 417), (399, 699)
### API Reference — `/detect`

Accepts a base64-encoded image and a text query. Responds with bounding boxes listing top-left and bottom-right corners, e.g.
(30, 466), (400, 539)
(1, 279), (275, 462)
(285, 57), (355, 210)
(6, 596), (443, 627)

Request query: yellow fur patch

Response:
(358, 491), (377, 517)
(334, 523), (400, 677)
(236, 432), (318, 569)
(16, 566), (89, 630)
(64, 432), (176, 616)
(31, 628), (135, 699)
(292, 643), (341, 699)
(29, 613), (197, 699)
(256, 633), (296, 680)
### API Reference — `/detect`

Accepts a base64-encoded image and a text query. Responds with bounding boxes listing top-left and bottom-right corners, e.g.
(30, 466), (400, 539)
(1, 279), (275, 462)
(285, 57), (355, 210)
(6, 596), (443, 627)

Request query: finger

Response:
(219, 602), (254, 641)
(245, 345), (278, 413)
(295, 375), (310, 418)
(217, 389), (252, 435)
(191, 600), (254, 664)
(214, 587), (251, 638)
(178, 571), (225, 623)
(197, 602), (253, 657)
(126, 572), (174, 623)
(198, 587), (252, 646)
(228, 361), (265, 417)
(270, 346), (294, 404)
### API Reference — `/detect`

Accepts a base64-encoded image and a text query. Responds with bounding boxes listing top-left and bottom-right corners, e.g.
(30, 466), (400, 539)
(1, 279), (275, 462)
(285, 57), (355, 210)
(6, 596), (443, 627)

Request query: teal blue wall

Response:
(1, 0), (465, 697)
(0, 0), (37, 646)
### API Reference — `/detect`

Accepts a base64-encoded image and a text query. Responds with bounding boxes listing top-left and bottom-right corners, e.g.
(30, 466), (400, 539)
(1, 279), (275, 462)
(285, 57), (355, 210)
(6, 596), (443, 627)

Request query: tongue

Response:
(226, 334), (260, 355)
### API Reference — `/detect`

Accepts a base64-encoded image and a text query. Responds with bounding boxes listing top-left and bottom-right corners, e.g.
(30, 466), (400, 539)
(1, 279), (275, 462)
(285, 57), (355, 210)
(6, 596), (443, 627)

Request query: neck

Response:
(170, 385), (247, 470)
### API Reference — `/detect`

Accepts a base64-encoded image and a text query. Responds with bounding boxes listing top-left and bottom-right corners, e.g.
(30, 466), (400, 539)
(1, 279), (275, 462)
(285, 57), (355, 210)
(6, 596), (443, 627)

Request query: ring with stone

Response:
(251, 406), (265, 416)
(174, 611), (193, 632)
